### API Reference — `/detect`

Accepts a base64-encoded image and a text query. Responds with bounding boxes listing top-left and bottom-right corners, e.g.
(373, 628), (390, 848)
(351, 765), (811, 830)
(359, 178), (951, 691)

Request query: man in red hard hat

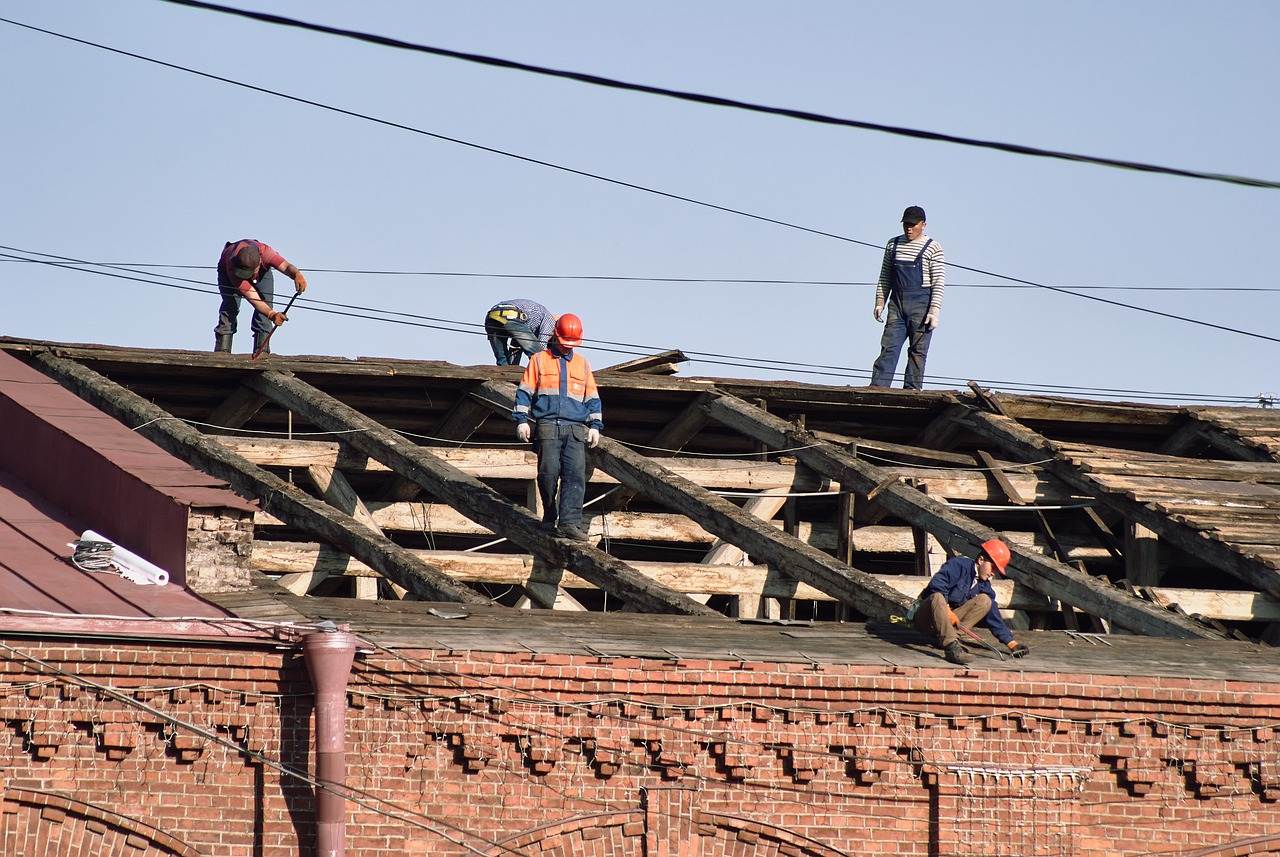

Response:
(512, 313), (603, 541)
(911, 538), (1029, 665)
(214, 239), (308, 354)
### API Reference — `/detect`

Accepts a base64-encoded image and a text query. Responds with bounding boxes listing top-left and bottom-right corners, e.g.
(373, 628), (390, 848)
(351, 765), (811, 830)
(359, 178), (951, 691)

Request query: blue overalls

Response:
(870, 237), (934, 389)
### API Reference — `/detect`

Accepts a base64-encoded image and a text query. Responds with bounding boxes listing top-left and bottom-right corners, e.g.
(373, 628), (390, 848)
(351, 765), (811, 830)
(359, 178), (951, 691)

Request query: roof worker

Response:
(214, 239), (307, 354)
(485, 299), (557, 366)
(512, 313), (603, 542)
(870, 205), (945, 389)
(910, 538), (1030, 665)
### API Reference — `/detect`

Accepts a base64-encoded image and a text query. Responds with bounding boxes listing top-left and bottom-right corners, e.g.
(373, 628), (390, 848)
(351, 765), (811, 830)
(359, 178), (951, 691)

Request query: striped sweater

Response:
(874, 235), (946, 314)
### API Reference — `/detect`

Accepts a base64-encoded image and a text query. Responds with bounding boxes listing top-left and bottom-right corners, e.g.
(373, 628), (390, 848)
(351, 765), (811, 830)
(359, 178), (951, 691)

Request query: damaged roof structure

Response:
(2, 335), (1280, 857)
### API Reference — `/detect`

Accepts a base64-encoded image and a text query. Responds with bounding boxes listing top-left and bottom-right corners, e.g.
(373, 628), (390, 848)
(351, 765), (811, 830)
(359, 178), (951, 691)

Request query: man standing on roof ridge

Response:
(485, 298), (556, 366)
(513, 313), (602, 542)
(214, 239), (308, 354)
(869, 205), (945, 389)
(911, 538), (1030, 665)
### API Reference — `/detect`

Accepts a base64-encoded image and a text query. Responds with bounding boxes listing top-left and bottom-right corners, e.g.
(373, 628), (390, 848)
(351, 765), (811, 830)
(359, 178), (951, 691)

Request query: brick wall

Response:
(1, 639), (1278, 856)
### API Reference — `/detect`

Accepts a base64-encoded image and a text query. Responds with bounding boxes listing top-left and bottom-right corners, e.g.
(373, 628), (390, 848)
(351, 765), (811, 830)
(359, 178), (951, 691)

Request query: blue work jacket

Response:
(919, 557), (1015, 644)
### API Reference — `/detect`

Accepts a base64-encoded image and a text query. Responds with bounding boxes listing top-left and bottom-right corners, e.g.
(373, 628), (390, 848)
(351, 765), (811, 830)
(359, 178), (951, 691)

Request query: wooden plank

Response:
(245, 369), (718, 617)
(471, 381), (913, 620)
(913, 402), (971, 450)
(958, 408), (1280, 602)
(24, 352), (486, 605)
(700, 391), (1218, 639)
(601, 349), (688, 375)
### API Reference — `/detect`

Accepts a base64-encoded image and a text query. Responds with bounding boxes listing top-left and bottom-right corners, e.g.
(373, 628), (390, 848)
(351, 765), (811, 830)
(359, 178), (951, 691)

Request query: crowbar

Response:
(251, 290), (301, 361)
(956, 622), (1008, 660)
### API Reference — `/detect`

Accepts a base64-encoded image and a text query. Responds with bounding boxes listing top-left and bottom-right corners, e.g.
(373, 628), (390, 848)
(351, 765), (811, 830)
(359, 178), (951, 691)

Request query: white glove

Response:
(587, 427), (600, 448)
(516, 422), (531, 442)
(923, 309), (939, 331)
(873, 301), (885, 322)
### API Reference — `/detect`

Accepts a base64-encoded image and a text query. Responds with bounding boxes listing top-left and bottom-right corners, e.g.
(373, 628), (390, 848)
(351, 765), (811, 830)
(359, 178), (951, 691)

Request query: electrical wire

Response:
(3, 18), (1280, 348)
(6, 258), (1278, 292)
(0, 246), (1267, 405)
(152, 0), (1280, 192)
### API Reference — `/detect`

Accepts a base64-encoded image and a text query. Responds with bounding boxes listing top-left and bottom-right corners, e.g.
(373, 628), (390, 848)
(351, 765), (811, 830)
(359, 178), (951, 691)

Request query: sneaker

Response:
(943, 642), (971, 665)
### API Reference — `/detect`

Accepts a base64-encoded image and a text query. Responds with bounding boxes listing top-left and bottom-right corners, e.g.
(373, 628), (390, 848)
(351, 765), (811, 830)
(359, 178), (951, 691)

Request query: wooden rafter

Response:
(699, 391), (1219, 639)
(25, 352), (486, 605)
(958, 408), (1280, 600)
(244, 369), (718, 617)
(471, 381), (914, 620)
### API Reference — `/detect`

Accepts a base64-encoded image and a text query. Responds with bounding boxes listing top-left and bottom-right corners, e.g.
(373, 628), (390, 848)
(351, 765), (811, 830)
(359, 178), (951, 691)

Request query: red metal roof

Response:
(0, 465), (229, 622)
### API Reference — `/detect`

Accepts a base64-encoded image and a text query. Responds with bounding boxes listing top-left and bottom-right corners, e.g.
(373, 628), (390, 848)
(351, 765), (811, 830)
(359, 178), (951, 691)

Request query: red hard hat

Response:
(980, 538), (1011, 575)
(554, 313), (583, 348)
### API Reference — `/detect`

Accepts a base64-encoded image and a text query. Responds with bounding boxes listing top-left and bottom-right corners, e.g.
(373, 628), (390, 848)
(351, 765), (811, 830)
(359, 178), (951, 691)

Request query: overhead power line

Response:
(4, 17), (1278, 348)
(153, 0), (1280, 192)
(3, 259), (1275, 292)
(0, 244), (1264, 405)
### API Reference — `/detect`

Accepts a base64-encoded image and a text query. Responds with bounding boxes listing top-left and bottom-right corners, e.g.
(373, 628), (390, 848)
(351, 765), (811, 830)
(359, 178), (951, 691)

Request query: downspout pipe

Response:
(303, 629), (358, 857)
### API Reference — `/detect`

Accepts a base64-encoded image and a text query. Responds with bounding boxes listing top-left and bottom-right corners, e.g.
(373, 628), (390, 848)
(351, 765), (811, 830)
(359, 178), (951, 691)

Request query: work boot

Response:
(252, 330), (270, 356)
(943, 642), (971, 665)
(214, 333), (233, 353)
(556, 524), (591, 543)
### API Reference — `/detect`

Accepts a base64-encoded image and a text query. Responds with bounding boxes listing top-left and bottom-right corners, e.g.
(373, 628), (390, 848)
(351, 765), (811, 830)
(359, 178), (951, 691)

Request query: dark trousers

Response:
(535, 421), (588, 529)
(485, 312), (544, 366)
(215, 269), (275, 339)
(870, 289), (933, 389)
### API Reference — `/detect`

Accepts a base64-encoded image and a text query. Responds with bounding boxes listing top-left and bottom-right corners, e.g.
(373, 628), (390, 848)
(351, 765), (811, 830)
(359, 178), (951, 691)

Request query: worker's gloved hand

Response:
(1008, 641), (1030, 658)
(516, 422), (531, 443)
(947, 609), (959, 627)
(268, 311), (287, 326)
(294, 271), (308, 293)
(587, 427), (600, 448)
(873, 301), (885, 322)
(923, 309), (939, 330)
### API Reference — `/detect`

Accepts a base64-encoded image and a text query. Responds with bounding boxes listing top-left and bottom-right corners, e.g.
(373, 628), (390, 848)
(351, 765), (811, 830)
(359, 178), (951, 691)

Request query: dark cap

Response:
(231, 245), (261, 282)
(901, 205), (927, 225)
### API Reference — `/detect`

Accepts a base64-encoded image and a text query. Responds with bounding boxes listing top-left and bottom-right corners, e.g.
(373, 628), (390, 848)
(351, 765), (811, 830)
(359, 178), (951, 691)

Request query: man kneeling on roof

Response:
(911, 538), (1030, 665)
(512, 313), (602, 542)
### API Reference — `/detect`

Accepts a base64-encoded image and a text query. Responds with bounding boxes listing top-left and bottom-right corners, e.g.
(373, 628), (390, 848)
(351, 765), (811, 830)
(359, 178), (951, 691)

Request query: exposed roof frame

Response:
(24, 351), (487, 604)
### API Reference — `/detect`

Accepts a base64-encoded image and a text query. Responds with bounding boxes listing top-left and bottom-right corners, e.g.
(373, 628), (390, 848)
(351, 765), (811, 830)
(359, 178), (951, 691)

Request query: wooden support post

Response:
(245, 370), (718, 617)
(702, 489), (790, 619)
(1125, 521), (1162, 586)
(700, 391), (1218, 639)
(298, 465), (389, 600)
(26, 352), (485, 605)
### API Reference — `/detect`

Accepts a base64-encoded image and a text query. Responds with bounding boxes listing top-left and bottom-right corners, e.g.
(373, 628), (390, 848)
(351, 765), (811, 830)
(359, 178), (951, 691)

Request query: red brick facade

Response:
(1, 639), (1278, 856)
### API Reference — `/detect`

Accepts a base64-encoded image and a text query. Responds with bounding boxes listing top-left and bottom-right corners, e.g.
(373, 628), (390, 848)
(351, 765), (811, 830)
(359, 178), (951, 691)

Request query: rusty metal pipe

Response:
(302, 629), (357, 857)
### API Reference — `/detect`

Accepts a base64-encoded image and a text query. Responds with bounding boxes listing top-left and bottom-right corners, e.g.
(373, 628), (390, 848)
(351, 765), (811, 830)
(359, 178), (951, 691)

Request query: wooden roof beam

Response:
(601, 349), (689, 375)
(244, 370), (717, 617)
(24, 352), (486, 605)
(471, 381), (913, 620)
(699, 391), (1219, 639)
(956, 407), (1280, 601)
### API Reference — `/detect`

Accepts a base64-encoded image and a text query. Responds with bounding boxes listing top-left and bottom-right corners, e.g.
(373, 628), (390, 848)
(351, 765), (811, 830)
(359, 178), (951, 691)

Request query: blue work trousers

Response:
(871, 290), (933, 389)
(214, 269), (275, 339)
(535, 421), (588, 529)
(486, 314), (544, 366)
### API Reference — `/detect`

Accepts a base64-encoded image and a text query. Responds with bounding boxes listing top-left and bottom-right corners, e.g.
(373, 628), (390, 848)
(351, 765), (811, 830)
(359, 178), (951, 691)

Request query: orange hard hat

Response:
(980, 538), (1011, 575)
(554, 313), (583, 348)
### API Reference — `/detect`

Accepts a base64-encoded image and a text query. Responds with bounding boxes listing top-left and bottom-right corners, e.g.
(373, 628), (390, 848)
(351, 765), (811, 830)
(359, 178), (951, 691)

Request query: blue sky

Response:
(1, 1), (1277, 404)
